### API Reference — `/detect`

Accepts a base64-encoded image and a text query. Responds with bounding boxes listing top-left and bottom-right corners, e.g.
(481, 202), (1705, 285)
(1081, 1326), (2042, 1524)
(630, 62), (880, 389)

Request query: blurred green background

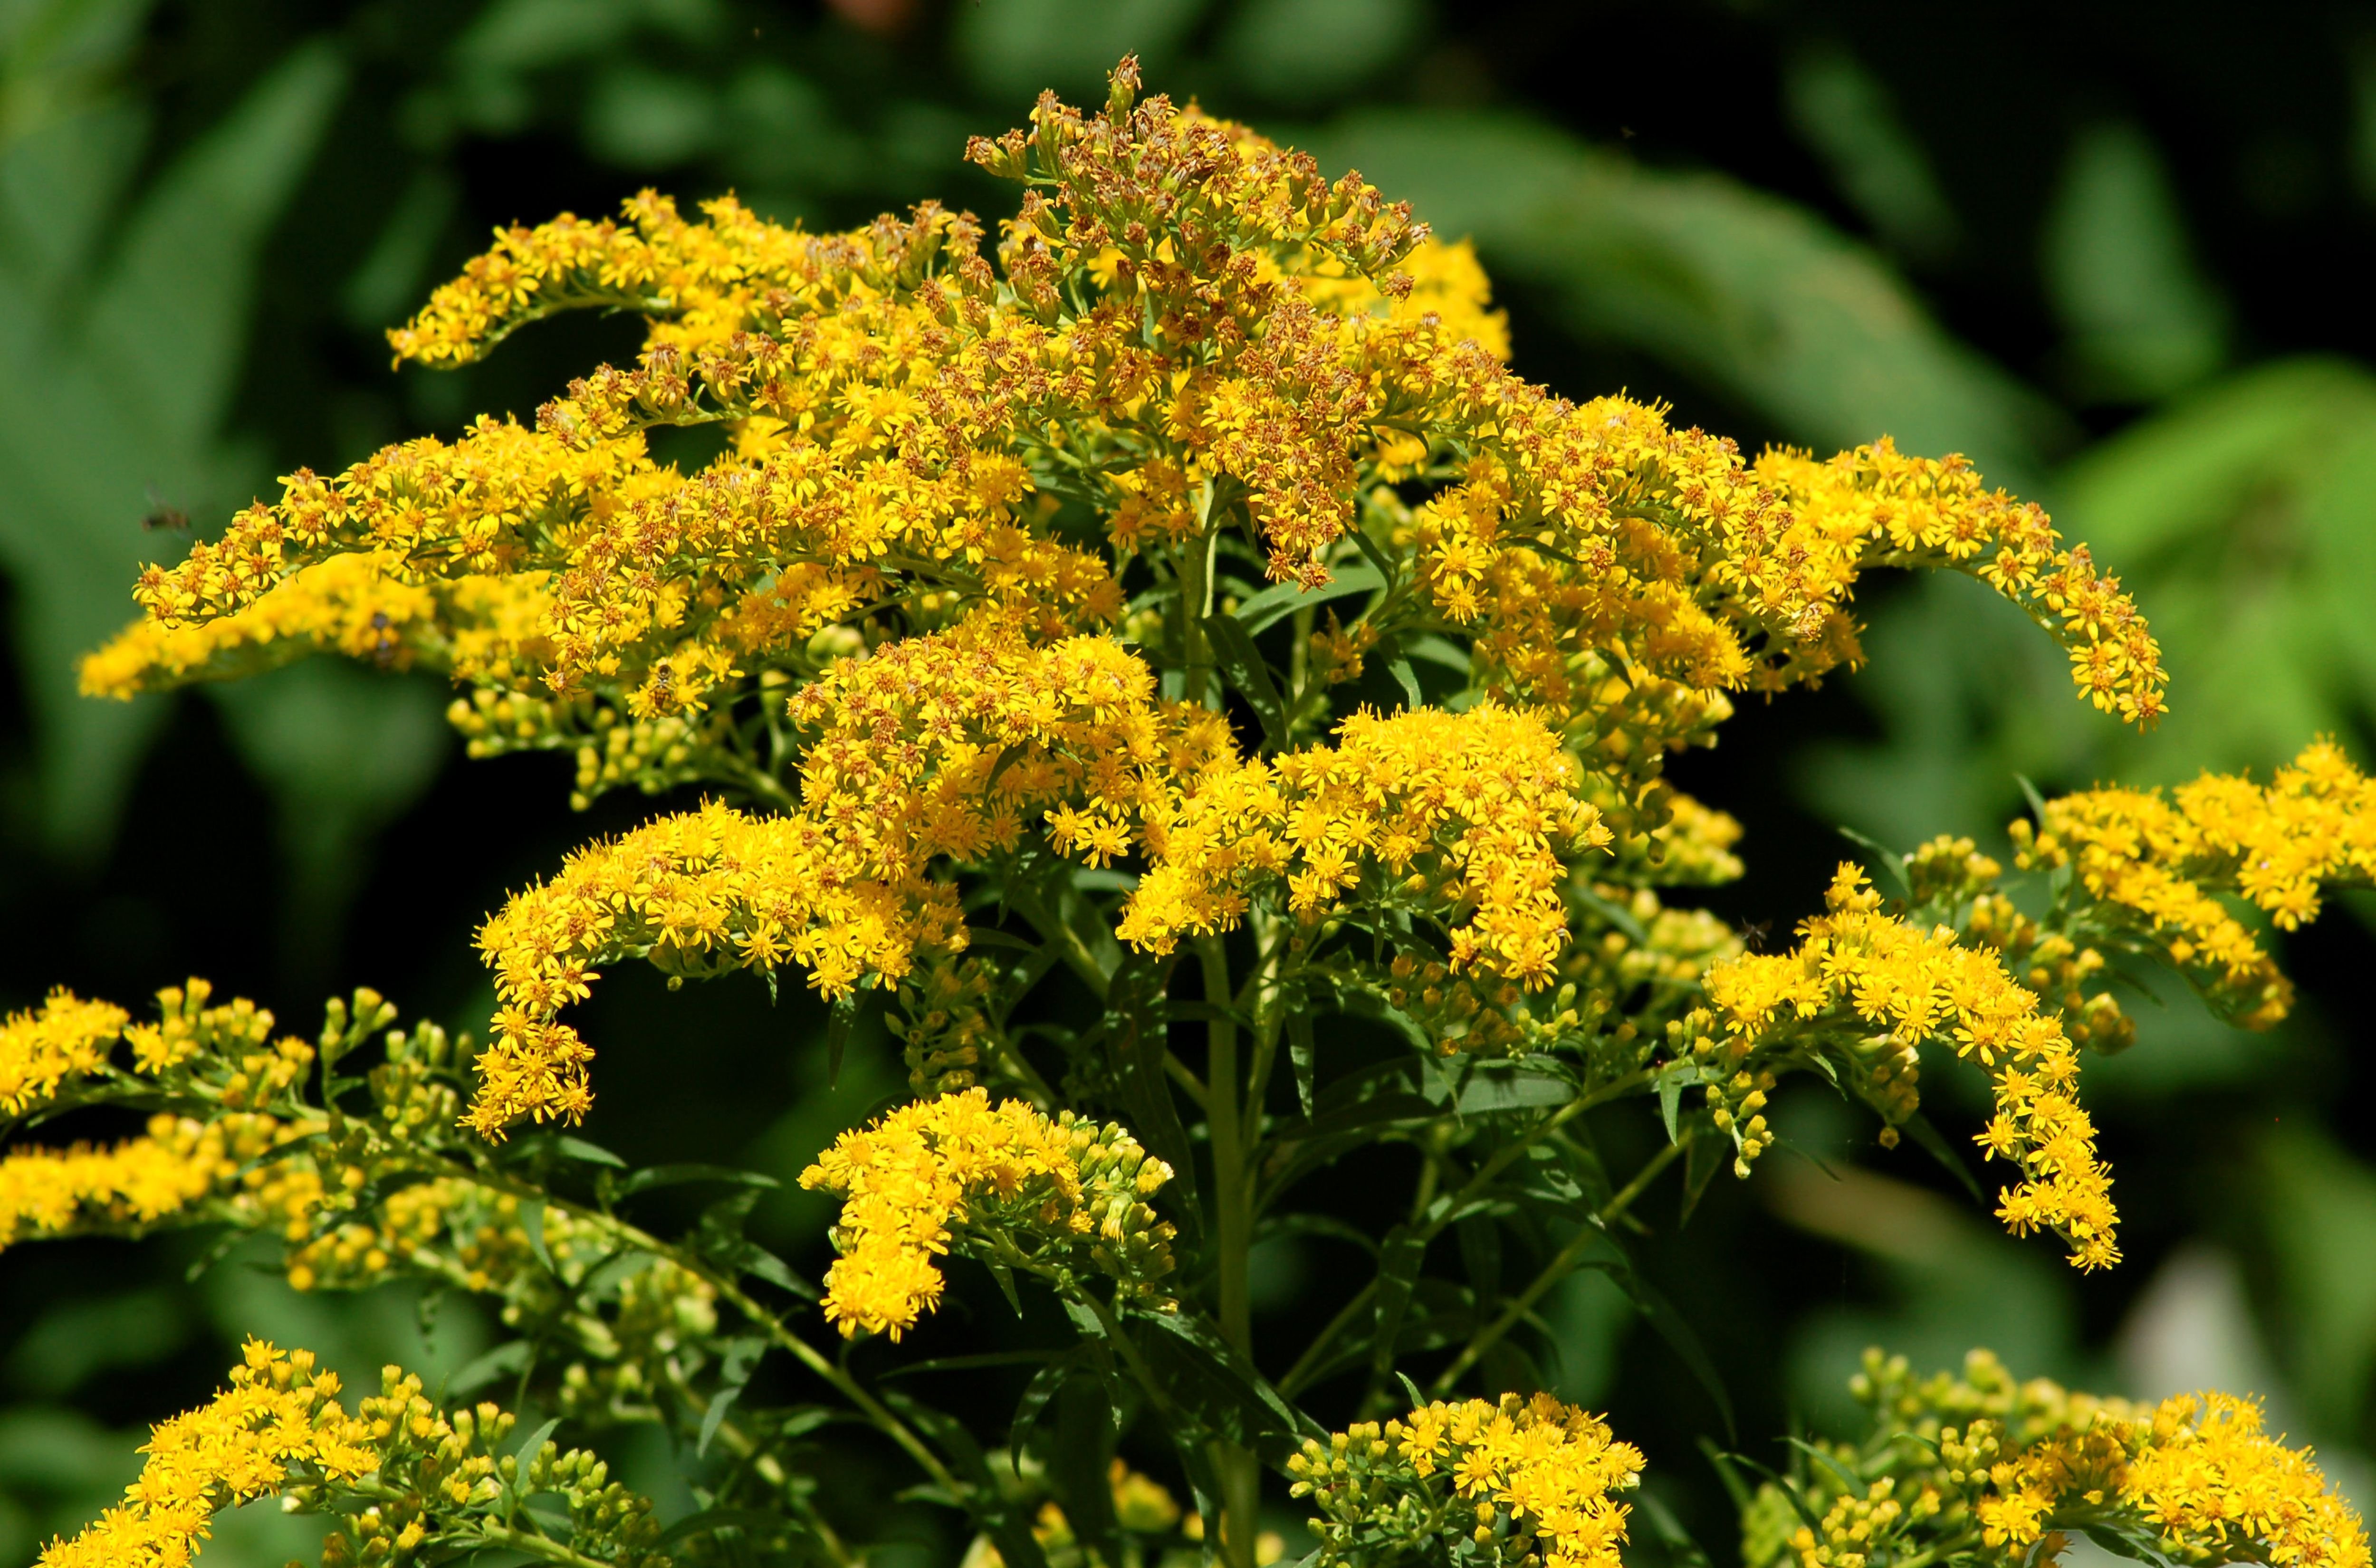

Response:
(7, 0), (2376, 1559)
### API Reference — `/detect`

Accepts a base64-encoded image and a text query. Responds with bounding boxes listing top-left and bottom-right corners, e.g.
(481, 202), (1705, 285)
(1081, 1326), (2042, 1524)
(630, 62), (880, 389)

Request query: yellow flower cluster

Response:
(1121, 702), (1612, 986)
(797, 1088), (1177, 1339)
(470, 652), (1618, 1131)
(1291, 1393), (1645, 1568)
(2122, 1394), (2366, 1568)
(1753, 443), (2167, 722)
(466, 624), (1221, 1133)
(1754, 1349), (2370, 1568)
(40, 1341), (671, 1568)
(1411, 421), (2166, 758)
(83, 552), (557, 703)
(2014, 738), (2376, 1029)
(0, 1112), (243, 1249)
(37, 1340), (374, 1568)
(1700, 866), (2116, 1268)
(0, 989), (128, 1116)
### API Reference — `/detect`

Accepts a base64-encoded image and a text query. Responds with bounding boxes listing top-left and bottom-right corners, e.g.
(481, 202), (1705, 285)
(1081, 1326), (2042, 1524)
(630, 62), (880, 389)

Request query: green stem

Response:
(1426, 1135), (1687, 1397)
(1193, 934), (1259, 1568)
(1179, 535), (1213, 711)
(459, 1164), (967, 1506)
(1199, 938), (1252, 1358)
(1276, 1279), (1377, 1398)
(1012, 883), (1111, 1002)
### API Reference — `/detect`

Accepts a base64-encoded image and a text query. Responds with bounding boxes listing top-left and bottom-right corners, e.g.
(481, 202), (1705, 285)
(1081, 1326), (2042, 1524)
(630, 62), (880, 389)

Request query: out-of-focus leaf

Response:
(1220, 0), (1422, 105)
(4, 1289), (187, 1396)
(956, 0), (1203, 102)
(211, 662), (450, 982)
(0, 40), (346, 854)
(0, 0), (153, 154)
(2259, 1127), (2376, 1435)
(2042, 122), (2229, 403)
(1781, 44), (1957, 262)
(1315, 109), (2062, 489)
(584, 65), (719, 167)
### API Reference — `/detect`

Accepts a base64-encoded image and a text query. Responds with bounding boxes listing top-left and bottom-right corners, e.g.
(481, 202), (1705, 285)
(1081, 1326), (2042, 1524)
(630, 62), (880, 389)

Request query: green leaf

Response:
(986, 1259), (1025, 1317)
(1140, 1310), (1324, 1455)
(446, 1340), (532, 1399)
(883, 1349), (1059, 1381)
(1403, 634), (1470, 675)
(698, 1337), (767, 1456)
(512, 1416), (563, 1479)
(1048, 1377), (1123, 1568)
(1233, 564), (1383, 633)
(1784, 1436), (1864, 1497)
(1835, 825), (1909, 897)
(1656, 1065), (1699, 1145)
(1634, 1489), (1714, 1568)
(1573, 885), (1650, 945)
(1697, 1436), (1757, 1513)
(1387, 653), (1423, 710)
(690, 1187), (819, 1299)
(1457, 1060), (1579, 1114)
(1348, 525), (1401, 590)
(1679, 1129), (1729, 1225)
(521, 1199), (554, 1274)
(886, 1389), (1054, 1568)
(1617, 1269), (1734, 1441)
(0, 39), (352, 853)
(1200, 612), (1289, 750)
(1900, 1111), (1988, 1206)
(1366, 1226), (1430, 1389)
(1288, 1007), (1318, 1118)
(2079, 1525), (2166, 1564)
(824, 991), (860, 1089)
(619, 1163), (782, 1197)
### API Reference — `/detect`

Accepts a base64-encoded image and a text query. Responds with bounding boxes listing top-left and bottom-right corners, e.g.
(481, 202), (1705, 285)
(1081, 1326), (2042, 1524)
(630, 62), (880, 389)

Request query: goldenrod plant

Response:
(12, 59), (2367, 1568)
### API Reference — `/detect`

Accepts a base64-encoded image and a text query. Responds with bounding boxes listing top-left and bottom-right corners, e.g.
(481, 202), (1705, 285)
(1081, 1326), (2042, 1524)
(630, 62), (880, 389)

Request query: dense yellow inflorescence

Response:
(0, 989), (129, 1116)
(1293, 1393), (1645, 1568)
(1121, 702), (1612, 984)
(0, 1113), (249, 1249)
(1760, 1350), (2369, 1568)
(37, 1342), (670, 1568)
(1699, 865), (2115, 1268)
(2014, 738), (2376, 1029)
(90, 66), (2176, 1146)
(36, 1340), (375, 1568)
(798, 1087), (1178, 1340)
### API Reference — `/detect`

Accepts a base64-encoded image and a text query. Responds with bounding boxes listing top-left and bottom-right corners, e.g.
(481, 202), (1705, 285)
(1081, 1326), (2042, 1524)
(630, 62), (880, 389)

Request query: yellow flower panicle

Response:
(2014, 739), (2376, 1029)
(1754, 442), (2167, 723)
(1778, 1350), (2372, 1568)
(1411, 418), (2166, 772)
(468, 624), (1244, 1135)
(388, 188), (886, 367)
(1700, 866), (2117, 1269)
(0, 990), (129, 1117)
(797, 1088), (1178, 1340)
(1121, 702), (1612, 987)
(36, 1340), (374, 1568)
(39, 1343), (670, 1568)
(0, 1113), (248, 1250)
(83, 554), (557, 703)
(1292, 1393), (1645, 1568)
(2122, 1394), (2366, 1568)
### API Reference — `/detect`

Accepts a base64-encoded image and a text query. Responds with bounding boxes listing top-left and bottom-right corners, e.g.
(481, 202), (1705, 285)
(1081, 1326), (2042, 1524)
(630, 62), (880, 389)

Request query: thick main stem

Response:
(1196, 933), (1259, 1568)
